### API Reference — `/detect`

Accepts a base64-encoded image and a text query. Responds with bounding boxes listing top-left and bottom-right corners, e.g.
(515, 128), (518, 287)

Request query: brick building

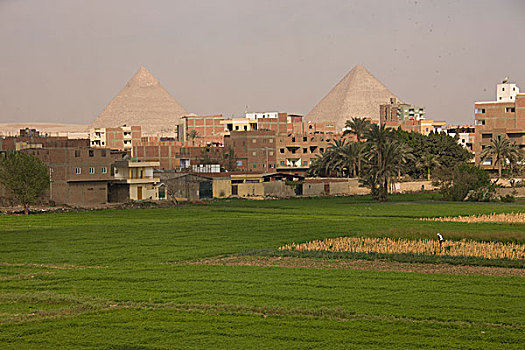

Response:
(276, 133), (337, 171)
(27, 146), (123, 205)
(133, 137), (182, 170)
(224, 130), (276, 172)
(89, 126), (142, 153)
(178, 114), (224, 145)
(474, 81), (524, 165)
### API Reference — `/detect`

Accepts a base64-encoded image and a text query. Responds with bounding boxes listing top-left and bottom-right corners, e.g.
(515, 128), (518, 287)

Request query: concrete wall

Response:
(213, 179), (231, 198)
(263, 181), (296, 197)
(497, 187), (525, 197)
(130, 183), (158, 200)
(391, 180), (438, 193)
(303, 182), (328, 196)
(236, 183), (264, 197)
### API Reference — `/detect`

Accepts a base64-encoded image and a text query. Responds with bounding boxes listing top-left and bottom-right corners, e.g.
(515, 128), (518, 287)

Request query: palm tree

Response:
(480, 137), (520, 178)
(417, 153), (441, 181)
(344, 117), (371, 142)
(365, 123), (394, 166)
(187, 129), (200, 146)
(360, 127), (412, 201)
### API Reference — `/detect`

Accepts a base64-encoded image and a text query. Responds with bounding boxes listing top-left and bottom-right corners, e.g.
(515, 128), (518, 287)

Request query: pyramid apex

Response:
(305, 65), (402, 128)
(127, 66), (159, 88)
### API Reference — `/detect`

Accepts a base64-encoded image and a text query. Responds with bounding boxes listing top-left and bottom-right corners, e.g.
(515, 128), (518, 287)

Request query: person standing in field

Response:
(437, 233), (444, 248)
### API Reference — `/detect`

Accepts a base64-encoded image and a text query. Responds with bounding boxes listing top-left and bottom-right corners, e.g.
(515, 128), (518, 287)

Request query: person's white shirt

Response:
(437, 233), (444, 242)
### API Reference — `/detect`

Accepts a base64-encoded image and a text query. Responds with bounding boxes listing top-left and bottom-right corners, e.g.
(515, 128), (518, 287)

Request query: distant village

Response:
(0, 65), (523, 207)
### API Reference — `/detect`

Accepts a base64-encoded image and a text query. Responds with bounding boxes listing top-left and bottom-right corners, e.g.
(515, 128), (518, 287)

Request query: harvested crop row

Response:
(421, 212), (525, 223)
(279, 237), (525, 260)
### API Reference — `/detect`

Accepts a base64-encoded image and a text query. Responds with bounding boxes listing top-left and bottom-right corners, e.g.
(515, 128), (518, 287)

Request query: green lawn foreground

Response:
(0, 195), (524, 349)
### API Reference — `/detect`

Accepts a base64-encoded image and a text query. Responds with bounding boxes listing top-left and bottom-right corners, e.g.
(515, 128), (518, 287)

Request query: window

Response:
(75, 150), (80, 157)
(252, 152), (256, 156)
(101, 167), (107, 174)
(89, 167), (95, 174)
(303, 137), (307, 142)
(269, 151), (274, 156)
(475, 108), (486, 114)
(252, 139), (256, 143)
(291, 137), (295, 142)
(505, 107), (515, 113)
(502, 87), (505, 91)
(269, 139), (273, 143)
(303, 148), (307, 153)
(320, 148), (324, 153)
(280, 161), (285, 165)
(475, 119), (485, 125)
(252, 164), (256, 169)
(280, 148), (285, 153)
(75, 168), (81, 174)
(89, 150), (94, 157)
(303, 161), (308, 165)
(101, 149), (106, 157)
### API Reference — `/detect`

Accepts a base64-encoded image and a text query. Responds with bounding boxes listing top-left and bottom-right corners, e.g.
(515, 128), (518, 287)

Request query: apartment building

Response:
(223, 130), (276, 172)
(178, 114), (224, 145)
(110, 160), (161, 201)
(380, 98), (445, 135)
(133, 137), (182, 170)
(29, 145), (123, 205)
(380, 98), (425, 123)
(474, 81), (524, 165)
(275, 133), (340, 176)
(89, 126), (142, 153)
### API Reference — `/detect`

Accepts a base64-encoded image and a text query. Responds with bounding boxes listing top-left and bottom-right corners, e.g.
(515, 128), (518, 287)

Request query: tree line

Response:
(309, 117), (524, 201)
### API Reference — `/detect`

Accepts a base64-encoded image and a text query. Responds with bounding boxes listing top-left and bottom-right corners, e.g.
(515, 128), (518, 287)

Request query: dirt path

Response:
(187, 256), (525, 277)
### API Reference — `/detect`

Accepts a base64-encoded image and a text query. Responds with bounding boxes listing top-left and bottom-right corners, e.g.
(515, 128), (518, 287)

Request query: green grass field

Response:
(1, 195), (524, 349)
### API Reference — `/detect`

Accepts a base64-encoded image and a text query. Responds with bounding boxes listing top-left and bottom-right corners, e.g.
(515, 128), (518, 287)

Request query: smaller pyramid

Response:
(305, 65), (402, 128)
(91, 67), (188, 135)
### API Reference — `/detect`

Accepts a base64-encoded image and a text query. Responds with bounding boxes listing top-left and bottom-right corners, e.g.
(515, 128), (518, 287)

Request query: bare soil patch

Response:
(187, 256), (525, 277)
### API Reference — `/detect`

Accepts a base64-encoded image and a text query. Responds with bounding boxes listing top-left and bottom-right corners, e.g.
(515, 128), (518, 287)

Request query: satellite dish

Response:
(502, 77), (509, 83)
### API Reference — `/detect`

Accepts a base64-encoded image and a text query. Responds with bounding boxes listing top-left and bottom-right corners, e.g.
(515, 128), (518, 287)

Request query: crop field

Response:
(279, 236), (525, 260)
(0, 194), (524, 349)
(422, 212), (525, 223)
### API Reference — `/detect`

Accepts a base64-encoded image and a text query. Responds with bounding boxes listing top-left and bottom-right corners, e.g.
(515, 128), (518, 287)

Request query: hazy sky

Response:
(1, 0), (524, 126)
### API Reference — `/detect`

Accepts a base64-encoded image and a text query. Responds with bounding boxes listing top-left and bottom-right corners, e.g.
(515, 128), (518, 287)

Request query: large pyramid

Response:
(91, 67), (188, 135)
(305, 65), (402, 129)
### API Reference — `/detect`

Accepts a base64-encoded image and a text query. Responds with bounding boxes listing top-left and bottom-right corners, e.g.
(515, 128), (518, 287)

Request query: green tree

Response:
(344, 117), (371, 174)
(416, 153), (441, 181)
(0, 151), (50, 214)
(480, 137), (521, 178)
(393, 128), (471, 179)
(187, 129), (200, 146)
(344, 117), (371, 142)
(437, 163), (493, 201)
(360, 125), (412, 201)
